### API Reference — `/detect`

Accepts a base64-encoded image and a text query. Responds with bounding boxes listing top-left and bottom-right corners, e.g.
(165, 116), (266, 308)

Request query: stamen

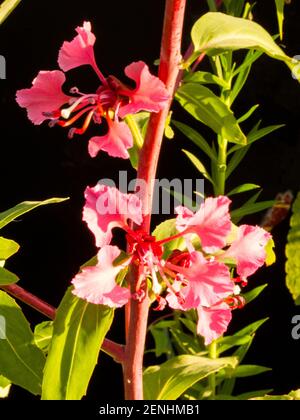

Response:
(57, 106), (95, 129)
(61, 95), (97, 119)
(67, 109), (95, 138)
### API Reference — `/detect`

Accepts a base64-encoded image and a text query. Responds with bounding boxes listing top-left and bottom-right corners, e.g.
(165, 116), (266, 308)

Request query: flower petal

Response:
(83, 183), (143, 247)
(58, 21), (97, 72)
(176, 196), (232, 253)
(16, 70), (70, 124)
(72, 245), (130, 307)
(167, 252), (234, 309)
(197, 302), (232, 346)
(223, 225), (272, 278)
(118, 61), (169, 118)
(88, 119), (133, 159)
(181, 252), (233, 308)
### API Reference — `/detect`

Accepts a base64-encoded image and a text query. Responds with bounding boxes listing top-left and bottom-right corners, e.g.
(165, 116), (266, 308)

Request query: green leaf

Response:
(226, 146), (250, 179)
(237, 389), (274, 400)
(0, 237), (19, 260)
(275, 0), (285, 40)
(0, 0), (21, 25)
(0, 291), (45, 395)
(34, 321), (53, 353)
(0, 375), (11, 398)
(227, 183), (260, 197)
(176, 83), (246, 145)
(252, 389), (300, 400)
(217, 318), (268, 354)
(42, 288), (114, 400)
(182, 150), (215, 186)
(143, 355), (238, 400)
(237, 104), (259, 123)
(125, 114), (147, 170)
(184, 71), (229, 89)
(286, 192), (300, 304)
(0, 266), (19, 285)
(173, 120), (217, 161)
(152, 219), (185, 258)
(230, 50), (264, 104)
(243, 284), (268, 304)
(149, 324), (174, 358)
(189, 12), (297, 77)
(231, 200), (275, 221)
(217, 364), (271, 380)
(0, 197), (69, 230)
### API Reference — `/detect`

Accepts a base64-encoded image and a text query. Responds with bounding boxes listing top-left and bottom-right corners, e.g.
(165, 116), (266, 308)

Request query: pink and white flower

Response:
(16, 22), (169, 159)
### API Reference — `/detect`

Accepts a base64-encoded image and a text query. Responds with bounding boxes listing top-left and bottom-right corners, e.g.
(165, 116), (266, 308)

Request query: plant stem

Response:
(1, 284), (125, 363)
(123, 0), (187, 400)
(215, 138), (228, 196)
(208, 340), (217, 398)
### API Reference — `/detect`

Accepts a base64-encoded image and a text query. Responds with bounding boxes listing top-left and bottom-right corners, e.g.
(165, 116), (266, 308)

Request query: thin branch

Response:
(1, 283), (125, 363)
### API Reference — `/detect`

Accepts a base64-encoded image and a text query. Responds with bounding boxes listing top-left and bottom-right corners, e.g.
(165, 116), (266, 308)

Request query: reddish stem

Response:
(1, 284), (125, 363)
(123, 0), (187, 400)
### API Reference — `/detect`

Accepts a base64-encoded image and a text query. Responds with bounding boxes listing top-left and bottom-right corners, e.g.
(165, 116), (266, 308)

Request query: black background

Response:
(0, 0), (300, 399)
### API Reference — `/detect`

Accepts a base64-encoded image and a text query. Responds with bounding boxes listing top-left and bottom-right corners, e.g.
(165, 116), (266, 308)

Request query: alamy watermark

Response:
(0, 315), (6, 340)
(291, 315), (300, 340)
(97, 171), (204, 216)
(0, 55), (6, 79)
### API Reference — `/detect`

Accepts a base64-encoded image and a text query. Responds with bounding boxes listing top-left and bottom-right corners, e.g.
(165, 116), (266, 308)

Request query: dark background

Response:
(0, 0), (300, 399)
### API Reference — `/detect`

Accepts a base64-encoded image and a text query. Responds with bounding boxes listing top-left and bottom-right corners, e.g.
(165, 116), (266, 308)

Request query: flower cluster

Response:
(71, 183), (271, 345)
(16, 22), (169, 159)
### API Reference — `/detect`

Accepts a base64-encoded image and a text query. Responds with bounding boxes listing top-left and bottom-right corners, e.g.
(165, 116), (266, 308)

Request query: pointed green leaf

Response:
(243, 284), (268, 304)
(0, 291), (45, 395)
(184, 71), (229, 89)
(0, 237), (19, 260)
(0, 267), (19, 285)
(176, 83), (246, 145)
(237, 104), (259, 123)
(252, 389), (300, 400)
(42, 288), (114, 400)
(182, 150), (215, 185)
(173, 120), (217, 161)
(275, 0), (285, 40)
(0, 197), (69, 230)
(227, 183), (260, 197)
(143, 355), (238, 400)
(217, 364), (271, 380)
(231, 200), (275, 221)
(286, 192), (300, 304)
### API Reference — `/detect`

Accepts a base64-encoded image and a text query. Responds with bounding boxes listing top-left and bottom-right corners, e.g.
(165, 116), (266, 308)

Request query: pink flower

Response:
(16, 22), (169, 159)
(72, 245), (131, 307)
(16, 71), (71, 125)
(197, 302), (232, 346)
(83, 183), (143, 247)
(175, 196), (232, 253)
(223, 225), (271, 278)
(166, 251), (234, 309)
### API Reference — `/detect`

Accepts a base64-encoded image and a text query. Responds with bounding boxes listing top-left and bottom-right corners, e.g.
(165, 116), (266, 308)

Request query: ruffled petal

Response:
(88, 119), (133, 159)
(72, 245), (130, 307)
(16, 70), (70, 124)
(58, 21), (97, 71)
(171, 252), (234, 309)
(118, 61), (169, 118)
(83, 183), (143, 247)
(224, 225), (272, 278)
(197, 302), (232, 346)
(175, 196), (232, 253)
